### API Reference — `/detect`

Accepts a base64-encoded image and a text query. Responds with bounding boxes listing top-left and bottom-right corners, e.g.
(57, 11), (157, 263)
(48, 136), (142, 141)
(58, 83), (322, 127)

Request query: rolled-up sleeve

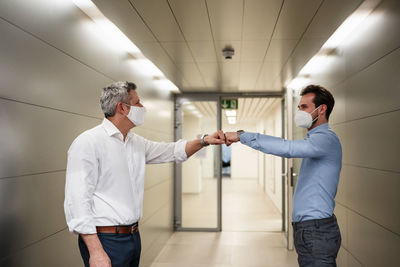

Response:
(64, 135), (98, 234)
(240, 132), (328, 158)
(145, 139), (188, 164)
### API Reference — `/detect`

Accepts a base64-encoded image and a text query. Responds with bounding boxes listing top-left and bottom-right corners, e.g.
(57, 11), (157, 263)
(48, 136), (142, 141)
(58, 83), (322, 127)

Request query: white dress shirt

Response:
(64, 118), (187, 234)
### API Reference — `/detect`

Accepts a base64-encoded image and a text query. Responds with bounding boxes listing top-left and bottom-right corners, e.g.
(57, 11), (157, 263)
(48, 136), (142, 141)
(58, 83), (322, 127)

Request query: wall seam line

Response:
(335, 202), (400, 237)
(331, 108), (400, 126)
(0, 169), (66, 180)
(0, 96), (104, 120)
(342, 163), (400, 174)
(0, 16), (117, 82)
(0, 227), (68, 263)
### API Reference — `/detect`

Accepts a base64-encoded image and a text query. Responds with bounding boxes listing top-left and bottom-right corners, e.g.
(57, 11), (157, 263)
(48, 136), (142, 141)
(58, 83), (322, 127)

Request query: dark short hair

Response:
(300, 85), (335, 120)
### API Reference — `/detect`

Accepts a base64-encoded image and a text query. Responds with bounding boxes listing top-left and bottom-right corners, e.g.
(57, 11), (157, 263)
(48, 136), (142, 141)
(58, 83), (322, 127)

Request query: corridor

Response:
(0, 0), (399, 266)
(153, 178), (295, 267)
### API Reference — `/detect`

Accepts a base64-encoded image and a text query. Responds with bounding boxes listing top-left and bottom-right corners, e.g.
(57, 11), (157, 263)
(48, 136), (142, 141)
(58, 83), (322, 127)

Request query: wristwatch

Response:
(200, 134), (209, 146)
(237, 130), (244, 141)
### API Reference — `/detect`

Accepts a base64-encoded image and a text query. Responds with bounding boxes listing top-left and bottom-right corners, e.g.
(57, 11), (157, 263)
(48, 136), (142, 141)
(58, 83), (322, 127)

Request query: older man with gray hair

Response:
(64, 81), (225, 267)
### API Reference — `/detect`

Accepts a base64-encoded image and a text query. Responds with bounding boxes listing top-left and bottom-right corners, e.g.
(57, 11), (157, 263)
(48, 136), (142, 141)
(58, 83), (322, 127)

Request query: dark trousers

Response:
(292, 215), (341, 267)
(78, 231), (141, 267)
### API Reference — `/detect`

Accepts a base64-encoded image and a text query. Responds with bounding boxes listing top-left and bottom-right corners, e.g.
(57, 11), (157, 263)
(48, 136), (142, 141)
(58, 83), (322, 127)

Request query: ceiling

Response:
(93, 0), (362, 93)
(183, 98), (278, 125)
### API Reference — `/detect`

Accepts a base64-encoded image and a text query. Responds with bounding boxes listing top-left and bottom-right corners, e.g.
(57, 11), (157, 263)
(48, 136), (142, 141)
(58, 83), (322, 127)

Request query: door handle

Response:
(290, 167), (297, 187)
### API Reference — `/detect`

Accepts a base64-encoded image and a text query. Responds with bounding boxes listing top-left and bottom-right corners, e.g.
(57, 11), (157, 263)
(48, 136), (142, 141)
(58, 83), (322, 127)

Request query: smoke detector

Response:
(222, 46), (235, 59)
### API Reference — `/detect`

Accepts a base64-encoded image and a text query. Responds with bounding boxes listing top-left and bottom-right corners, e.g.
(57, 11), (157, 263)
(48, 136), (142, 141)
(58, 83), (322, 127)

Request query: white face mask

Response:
(125, 105), (146, 127)
(294, 105), (320, 129)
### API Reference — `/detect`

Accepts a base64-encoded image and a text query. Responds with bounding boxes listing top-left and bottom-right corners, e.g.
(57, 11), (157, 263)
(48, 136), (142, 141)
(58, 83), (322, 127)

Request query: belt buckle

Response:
(131, 226), (135, 234)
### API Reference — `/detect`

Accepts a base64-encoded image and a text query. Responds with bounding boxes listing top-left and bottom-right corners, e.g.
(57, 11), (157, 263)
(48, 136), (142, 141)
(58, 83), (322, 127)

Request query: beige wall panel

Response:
(335, 164), (348, 206)
(336, 247), (348, 267)
(0, 172), (66, 259)
(346, 48), (400, 121)
(345, 165), (400, 234)
(142, 180), (172, 222)
(337, 247), (364, 267)
(140, 203), (173, 258)
(0, 20), (111, 118)
(303, 0), (361, 39)
(334, 203), (348, 249)
(282, 39), (326, 83)
(242, 0), (282, 41)
(348, 210), (400, 267)
(129, 0), (184, 42)
(306, 55), (347, 89)
(346, 252), (364, 267)
(168, 0), (212, 41)
(344, 111), (400, 172)
(144, 164), (173, 190)
(329, 82), (347, 125)
(0, 99), (100, 178)
(0, 0), (151, 85)
(0, 229), (81, 267)
(273, 0), (322, 39)
(93, 0), (157, 43)
(135, 41), (186, 87)
(343, 0), (400, 76)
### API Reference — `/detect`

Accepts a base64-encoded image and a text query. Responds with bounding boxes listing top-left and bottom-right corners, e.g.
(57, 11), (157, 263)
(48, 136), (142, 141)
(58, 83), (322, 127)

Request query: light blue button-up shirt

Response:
(240, 123), (342, 222)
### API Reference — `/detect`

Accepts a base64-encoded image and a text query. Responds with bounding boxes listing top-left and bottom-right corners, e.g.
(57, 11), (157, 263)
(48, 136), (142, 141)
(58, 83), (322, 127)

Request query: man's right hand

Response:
(89, 251), (111, 267)
(225, 132), (240, 146)
(81, 234), (111, 267)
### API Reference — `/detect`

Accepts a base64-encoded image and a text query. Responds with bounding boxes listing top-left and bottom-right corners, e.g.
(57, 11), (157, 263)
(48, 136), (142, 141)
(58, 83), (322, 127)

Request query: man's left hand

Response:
(204, 130), (225, 145)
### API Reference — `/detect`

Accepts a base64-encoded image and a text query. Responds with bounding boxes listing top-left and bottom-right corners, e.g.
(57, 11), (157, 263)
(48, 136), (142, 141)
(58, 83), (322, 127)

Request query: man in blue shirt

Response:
(225, 85), (342, 267)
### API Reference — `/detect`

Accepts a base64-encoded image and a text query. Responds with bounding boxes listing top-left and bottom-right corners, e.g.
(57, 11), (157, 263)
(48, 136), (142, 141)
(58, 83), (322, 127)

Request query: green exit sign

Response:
(221, 99), (238, 109)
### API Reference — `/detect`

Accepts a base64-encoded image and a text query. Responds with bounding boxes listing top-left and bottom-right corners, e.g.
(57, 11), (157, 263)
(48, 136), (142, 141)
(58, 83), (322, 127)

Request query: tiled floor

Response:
(152, 179), (297, 267)
(150, 231), (298, 267)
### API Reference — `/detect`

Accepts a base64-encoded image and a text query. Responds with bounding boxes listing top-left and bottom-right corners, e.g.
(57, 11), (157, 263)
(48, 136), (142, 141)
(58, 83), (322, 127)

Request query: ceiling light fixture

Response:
(227, 117), (237, 124)
(73, 0), (179, 93)
(225, 110), (237, 117)
(287, 1), (379, 91)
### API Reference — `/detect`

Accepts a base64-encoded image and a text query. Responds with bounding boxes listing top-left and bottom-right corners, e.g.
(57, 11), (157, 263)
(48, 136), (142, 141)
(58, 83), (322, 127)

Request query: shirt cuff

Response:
(239, 132), (257, 145)
(174, 139), (188, 163)
(67, 218), (97, 235)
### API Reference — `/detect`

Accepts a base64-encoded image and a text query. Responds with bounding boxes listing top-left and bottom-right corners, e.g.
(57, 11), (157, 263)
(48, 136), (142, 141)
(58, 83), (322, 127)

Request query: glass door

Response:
(174, 96), (222, 231)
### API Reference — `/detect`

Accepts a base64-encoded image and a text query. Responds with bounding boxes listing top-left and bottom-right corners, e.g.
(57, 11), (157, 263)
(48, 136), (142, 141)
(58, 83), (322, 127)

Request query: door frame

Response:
(174, 91), (283, 232)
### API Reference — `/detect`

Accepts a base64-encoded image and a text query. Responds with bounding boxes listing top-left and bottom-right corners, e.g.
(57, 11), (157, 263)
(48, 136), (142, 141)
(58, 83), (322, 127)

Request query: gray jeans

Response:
(292, 215), (341, 267)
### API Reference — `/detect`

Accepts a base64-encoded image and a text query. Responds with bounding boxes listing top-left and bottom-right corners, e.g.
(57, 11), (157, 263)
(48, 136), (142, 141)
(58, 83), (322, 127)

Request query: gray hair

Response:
(100, 81), (137, 117)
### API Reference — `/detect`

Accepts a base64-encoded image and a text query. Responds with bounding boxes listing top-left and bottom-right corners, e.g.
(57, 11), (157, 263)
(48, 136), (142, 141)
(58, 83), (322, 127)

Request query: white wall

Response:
(0, 1), (176, 266)
(253, 99), (283, 212)
(182, 114), (202, 193)
(200, 116), (217, 179)
(224, 123), (259, 179)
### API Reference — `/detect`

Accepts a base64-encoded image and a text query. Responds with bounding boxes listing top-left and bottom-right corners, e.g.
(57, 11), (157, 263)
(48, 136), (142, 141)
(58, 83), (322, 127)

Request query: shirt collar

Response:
(101, 118), (135, 142)
(102, 118), (121, 136)
(308, 122), (329, 135)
